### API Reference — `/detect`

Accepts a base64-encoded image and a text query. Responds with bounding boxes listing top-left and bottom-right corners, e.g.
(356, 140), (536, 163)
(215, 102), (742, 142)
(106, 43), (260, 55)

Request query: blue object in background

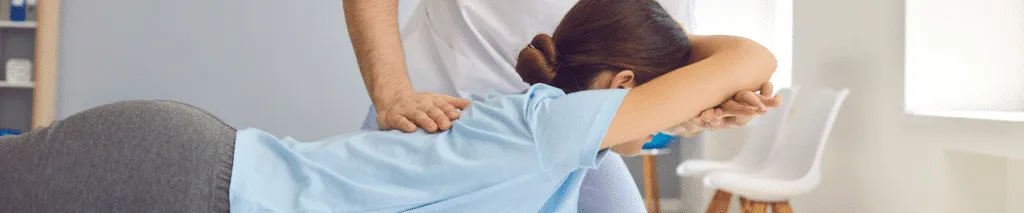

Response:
(0, 128), (22, 137)
(10, 0), (26, 21)
(641, 132), (679, 150)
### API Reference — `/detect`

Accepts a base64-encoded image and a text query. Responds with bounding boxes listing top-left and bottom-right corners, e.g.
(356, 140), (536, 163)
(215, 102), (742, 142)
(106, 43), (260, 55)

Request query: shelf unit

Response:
(0, 2), (59, 132)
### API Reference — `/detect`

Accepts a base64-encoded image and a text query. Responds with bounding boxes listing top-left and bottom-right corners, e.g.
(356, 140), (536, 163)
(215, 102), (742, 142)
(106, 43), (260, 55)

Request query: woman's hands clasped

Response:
(667, 82), (782, 136)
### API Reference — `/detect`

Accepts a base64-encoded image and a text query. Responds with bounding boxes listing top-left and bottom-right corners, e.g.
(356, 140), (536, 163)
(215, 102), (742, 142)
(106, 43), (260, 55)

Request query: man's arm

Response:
(343, 0), (410, 107)
(343, 0), (469, 132)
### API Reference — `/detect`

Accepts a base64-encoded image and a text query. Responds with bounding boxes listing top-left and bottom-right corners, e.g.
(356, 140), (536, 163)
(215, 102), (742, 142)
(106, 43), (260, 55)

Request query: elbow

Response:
(736, 38), (778, 85)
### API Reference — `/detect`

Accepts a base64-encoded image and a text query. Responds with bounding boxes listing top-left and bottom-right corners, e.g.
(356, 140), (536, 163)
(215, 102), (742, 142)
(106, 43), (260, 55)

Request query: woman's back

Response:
(229, 84), (630, 212)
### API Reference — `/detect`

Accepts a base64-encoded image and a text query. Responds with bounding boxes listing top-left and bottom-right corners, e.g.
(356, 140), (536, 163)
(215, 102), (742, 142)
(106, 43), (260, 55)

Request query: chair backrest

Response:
(757, 88), (849, 182)
(729, 87), (800, 169)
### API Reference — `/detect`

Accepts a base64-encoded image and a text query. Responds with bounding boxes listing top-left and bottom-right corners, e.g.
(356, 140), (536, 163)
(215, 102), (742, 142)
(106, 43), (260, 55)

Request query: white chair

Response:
(703, 88), (850, 213)
(676, 87), (800, 177)
(650, 87), (795, 213)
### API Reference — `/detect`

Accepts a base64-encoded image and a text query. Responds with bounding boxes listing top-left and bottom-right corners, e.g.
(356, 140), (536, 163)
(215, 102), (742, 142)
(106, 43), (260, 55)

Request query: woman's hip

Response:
(0, 100), (236, 213)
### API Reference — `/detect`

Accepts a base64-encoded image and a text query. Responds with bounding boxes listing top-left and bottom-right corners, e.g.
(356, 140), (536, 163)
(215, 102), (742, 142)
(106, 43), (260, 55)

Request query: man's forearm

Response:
(343, 0), (412, 108)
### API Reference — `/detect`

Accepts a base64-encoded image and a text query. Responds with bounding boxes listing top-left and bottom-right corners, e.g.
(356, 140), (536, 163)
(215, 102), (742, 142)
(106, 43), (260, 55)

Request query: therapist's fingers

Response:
(406, 111), (439, 132)
(437, 94), (472, 110)
(433, 99), (461, 120)
(422, 105), (453, 131)
(388, 115), (418, 133)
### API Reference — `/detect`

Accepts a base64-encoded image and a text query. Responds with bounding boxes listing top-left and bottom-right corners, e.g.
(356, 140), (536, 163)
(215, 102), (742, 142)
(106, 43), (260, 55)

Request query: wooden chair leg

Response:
(743, 201), (769, 213)
(643, 156), (660, 213)
(705, 190), (732, 213)
(771, 201), (793, 213)
(739, 197), (750, 210)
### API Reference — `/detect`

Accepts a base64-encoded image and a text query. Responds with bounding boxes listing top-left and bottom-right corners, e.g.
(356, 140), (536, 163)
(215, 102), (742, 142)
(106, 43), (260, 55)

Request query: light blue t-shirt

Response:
(229, 84), (629, 212)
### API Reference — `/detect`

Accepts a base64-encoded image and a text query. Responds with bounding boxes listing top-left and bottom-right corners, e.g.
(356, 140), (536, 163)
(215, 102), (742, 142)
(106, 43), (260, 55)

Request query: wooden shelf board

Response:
(0, 21), (36, 29)
(0, 81), (34, 88)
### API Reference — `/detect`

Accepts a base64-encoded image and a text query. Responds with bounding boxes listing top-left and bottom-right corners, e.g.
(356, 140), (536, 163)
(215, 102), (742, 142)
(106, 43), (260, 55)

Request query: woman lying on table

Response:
(0, 0), (781, 212)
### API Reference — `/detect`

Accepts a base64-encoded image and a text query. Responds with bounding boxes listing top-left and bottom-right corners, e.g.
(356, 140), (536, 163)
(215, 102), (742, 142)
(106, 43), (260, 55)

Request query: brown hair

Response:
(516, 0), (693, 93)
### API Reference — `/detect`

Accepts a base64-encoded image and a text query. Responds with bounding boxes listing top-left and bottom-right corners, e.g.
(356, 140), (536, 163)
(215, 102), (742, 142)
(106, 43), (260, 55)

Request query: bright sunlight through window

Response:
(905, 0), (1024, 121)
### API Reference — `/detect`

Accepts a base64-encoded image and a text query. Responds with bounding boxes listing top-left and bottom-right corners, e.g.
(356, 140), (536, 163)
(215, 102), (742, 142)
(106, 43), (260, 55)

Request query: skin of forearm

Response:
(343, 0), (413, 109)
(688, 34), (778, 93)
(669, 35), (777, 122)
(668, 34), (778, 136)
(605, 36), (777, 147)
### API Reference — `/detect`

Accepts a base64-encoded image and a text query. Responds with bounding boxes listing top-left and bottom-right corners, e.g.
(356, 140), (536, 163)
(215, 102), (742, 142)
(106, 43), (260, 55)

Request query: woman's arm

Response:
(600, 35), (777, 148)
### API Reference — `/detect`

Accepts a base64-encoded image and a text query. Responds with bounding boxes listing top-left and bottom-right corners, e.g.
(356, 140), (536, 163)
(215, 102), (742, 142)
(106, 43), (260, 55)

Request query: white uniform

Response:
(400, 1), (574, 98)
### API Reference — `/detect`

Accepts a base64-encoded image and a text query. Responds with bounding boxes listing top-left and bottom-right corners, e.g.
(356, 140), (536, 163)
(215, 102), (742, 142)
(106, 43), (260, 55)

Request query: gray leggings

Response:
(0, 100), (235, 213)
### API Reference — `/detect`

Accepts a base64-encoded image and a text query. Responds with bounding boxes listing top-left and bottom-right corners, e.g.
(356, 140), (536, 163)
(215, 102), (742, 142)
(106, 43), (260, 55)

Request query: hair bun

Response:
(515, 34), (559, 85)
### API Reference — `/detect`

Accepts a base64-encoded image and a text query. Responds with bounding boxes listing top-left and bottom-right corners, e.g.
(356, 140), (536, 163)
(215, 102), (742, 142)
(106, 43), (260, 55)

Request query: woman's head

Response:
(516, 0), (692, 93)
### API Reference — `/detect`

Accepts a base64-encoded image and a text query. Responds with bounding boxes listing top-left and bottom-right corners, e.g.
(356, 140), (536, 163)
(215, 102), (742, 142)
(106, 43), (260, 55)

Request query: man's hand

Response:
(377, 92), (472, 133)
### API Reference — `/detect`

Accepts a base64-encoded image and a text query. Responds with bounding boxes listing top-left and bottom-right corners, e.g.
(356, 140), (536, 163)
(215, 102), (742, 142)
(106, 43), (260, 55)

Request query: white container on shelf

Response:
(5, 58), (32, 84)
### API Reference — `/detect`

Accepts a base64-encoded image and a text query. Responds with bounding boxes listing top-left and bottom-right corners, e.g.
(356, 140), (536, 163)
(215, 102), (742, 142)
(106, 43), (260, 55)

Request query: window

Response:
(681, 0), (794, 89)
(905, 0), (1024, 121)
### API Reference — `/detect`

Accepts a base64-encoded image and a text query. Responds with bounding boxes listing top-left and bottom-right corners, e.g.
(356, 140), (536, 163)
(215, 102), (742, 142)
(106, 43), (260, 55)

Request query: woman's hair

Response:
(516, 0), (692, 93)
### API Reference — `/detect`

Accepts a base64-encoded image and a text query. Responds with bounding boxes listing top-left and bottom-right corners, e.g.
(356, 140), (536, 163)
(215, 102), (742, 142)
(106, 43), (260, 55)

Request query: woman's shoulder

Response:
(464, 84), (565, 102)
(524, 83), (566, 96)
(523, 84), (629, 101)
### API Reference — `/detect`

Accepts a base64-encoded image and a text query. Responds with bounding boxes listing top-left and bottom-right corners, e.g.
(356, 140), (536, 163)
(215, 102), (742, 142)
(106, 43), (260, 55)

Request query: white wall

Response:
(699, 0), (1024, 212)
(57, 0), (432, 140)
